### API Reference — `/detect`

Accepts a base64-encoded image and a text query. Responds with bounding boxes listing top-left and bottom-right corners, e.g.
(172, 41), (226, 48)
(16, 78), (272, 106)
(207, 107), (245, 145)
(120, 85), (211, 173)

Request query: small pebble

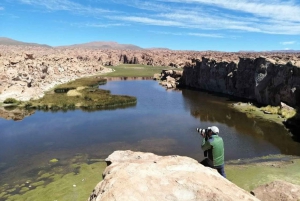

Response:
(73, 185), (76, 187)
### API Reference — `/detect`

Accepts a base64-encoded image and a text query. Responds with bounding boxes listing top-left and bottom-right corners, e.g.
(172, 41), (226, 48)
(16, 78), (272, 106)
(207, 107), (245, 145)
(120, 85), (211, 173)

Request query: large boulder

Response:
(88, 150), (259, 201)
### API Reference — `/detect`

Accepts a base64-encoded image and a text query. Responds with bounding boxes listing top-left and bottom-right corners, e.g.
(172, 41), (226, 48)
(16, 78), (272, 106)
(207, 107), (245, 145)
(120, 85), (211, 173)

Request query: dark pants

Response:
(200, 158), (226, 178)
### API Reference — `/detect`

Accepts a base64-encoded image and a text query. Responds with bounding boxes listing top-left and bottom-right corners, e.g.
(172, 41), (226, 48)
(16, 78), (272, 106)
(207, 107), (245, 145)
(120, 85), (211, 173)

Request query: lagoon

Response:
(0, 80), (299, 188)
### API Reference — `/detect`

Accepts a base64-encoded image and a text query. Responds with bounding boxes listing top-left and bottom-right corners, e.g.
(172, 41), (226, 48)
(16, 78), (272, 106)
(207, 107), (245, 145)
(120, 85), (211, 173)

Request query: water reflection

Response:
(181, 89), (300, 156)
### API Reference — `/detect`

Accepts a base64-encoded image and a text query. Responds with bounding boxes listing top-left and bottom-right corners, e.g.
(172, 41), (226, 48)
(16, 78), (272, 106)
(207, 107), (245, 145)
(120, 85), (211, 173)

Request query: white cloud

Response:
(280, 41), (297, 45)
(160, 0), (300, 21)
(110, 0), (300, 34)
(111, 16), (184, 27)
(187, 33), (224, 38)
(72, 22), (128, 28)
(150, 31), (184, 36)
(16, 0), (300, 35)
(19, 0), (111, 14)
(150, 31), (223, 38)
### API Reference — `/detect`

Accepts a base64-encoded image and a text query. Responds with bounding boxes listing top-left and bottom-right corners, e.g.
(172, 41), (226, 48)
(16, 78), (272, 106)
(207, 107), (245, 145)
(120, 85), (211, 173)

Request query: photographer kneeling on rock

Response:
(197, 126), (226, 178)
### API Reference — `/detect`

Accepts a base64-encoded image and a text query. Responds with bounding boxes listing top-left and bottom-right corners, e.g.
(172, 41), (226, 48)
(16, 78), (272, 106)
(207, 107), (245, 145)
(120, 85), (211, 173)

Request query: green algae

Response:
(7, 188), (16, 193)
(1, 162), (106, 201)
(1, 153), (300, 200)
(0, 192), (7, 198)
(31, 180), (45, 187)
(37, 172), (54, 180)
(226, 155), (300, 191)
(19, 187), (30, 194)
(49, 158), (59, 163)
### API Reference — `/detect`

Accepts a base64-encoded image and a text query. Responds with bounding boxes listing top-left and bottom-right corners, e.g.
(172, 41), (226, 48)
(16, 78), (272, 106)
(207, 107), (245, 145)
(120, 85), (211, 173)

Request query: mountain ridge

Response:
(0, 37), (299, 52)
(57, 41), (143, 50)
(0, 37), (51, 47)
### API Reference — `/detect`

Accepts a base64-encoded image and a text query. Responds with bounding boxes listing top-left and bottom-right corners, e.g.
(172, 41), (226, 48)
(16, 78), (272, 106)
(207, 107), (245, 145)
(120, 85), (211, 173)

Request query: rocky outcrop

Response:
(158, 69), (183, 89)
(0, 46), (214, 102)
(251, 180), (300, 201)
(88, 150), (259, 201)
(182, 56), (300, 107)
(1, 45), (299, 103)
(0, 45), (112, 101)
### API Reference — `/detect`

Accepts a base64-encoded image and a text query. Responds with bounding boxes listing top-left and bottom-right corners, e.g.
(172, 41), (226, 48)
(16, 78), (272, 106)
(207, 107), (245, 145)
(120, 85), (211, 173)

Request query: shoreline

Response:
(0, 67), (114, 102)
(230, 103), (286, 126)
(229, 102), (299, 137)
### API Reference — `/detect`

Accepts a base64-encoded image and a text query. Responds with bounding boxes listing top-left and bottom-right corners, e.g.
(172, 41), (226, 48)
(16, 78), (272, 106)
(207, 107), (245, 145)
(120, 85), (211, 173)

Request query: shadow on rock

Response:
(284, 109), (300, 142)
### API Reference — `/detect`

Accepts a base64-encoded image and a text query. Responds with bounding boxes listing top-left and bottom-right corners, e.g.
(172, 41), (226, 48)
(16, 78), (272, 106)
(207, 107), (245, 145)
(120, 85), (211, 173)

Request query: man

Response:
(200, 126), (226, 178)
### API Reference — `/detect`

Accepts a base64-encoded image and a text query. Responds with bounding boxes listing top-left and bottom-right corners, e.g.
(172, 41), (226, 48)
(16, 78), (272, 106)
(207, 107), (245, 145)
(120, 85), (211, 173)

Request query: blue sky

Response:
(0, 0), (300, 51)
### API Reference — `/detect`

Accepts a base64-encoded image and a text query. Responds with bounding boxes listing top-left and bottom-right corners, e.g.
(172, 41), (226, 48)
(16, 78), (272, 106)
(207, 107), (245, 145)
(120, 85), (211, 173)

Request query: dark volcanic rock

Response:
(182, 57), (300, 107)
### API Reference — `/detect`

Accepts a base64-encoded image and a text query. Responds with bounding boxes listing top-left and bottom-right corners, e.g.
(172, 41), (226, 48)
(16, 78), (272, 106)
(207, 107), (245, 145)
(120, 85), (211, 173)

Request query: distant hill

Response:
(59, 41), (143, 50)
(0, 37), (51, 47)
(146, 47), (171, 51)
(269, 50), (300, 53)
(239, 50), (300, 53)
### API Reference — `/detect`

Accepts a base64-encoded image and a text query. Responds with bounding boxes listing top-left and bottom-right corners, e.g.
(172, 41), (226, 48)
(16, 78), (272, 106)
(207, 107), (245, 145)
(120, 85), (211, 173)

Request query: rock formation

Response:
(251, 180), (300, 201)
(1, 44), (299, 103)
(181, 56), (300, 107)
(157, 69), (183, 89)
(88, 150), (259, 201)
(0, 45), (112, 101)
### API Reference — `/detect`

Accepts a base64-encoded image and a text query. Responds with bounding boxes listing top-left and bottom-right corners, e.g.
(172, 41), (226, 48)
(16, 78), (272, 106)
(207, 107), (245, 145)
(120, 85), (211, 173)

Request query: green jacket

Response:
(201, 134), (224, 167)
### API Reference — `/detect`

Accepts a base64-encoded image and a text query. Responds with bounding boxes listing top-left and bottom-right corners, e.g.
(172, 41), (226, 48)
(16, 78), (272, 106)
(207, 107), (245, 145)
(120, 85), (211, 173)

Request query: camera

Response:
(196, 128), (211, 138)
(196, 127), (211, 157)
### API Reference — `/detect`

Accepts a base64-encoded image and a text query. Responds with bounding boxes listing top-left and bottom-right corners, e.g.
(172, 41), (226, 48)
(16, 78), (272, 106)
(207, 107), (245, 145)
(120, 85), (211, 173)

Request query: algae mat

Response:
(0, 162), (106, 201)
(2, 155), (300, 200)
(226, 155), (300, 191)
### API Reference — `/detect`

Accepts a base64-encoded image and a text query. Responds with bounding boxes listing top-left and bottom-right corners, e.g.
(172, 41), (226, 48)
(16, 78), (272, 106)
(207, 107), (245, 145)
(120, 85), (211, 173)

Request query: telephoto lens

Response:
(196, 128), (204, 134)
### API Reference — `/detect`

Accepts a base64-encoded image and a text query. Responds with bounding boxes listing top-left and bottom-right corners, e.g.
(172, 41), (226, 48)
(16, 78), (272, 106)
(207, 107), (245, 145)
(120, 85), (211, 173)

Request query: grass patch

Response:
(18, 77), (137, 111)
(101, 64), (176, 77)
(56, 77), (107, 91)
(232, 103), (297, 126)
(3, 98), (19, 104)
(261, 105), (296, 119)
(260, 105), (280, 114)
(2, 65), (174, 111)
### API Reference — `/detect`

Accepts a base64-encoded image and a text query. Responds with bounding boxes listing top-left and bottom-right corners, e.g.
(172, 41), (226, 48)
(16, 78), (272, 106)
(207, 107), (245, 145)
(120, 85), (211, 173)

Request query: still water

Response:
(0, 80), (299, 185)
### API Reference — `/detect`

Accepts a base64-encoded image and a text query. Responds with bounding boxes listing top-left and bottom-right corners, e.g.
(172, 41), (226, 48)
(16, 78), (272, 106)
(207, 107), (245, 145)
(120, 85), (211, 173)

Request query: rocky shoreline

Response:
(1, 45), (299, 134)
(157, 56), (300, 137)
